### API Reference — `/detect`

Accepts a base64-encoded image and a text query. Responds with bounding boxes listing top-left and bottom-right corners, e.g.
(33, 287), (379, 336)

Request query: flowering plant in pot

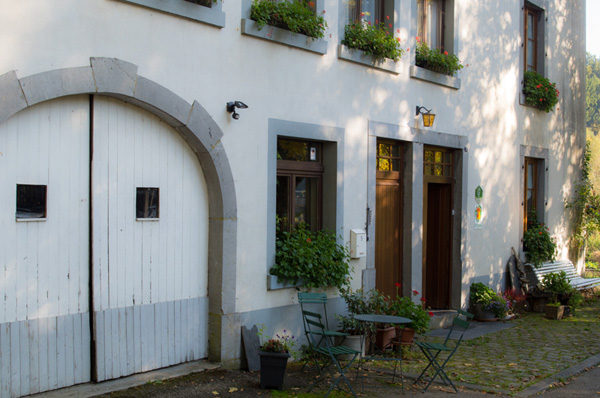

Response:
(388, 284), (432, 343)
(341, 15), (405, 62)
(470, 282), (509, 320)
(257, 326), (298, 390)
(522, 210), (557, 267)
(523, 70), (559, 113)
(250, 0), (327, 39)
(415, 37), (463, 76)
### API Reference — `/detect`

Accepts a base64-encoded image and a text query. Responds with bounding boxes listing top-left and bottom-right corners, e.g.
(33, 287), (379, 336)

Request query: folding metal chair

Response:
(303, 309), (360, 397)
(414, 309), (474, 393)
(298, 292), (348, 373)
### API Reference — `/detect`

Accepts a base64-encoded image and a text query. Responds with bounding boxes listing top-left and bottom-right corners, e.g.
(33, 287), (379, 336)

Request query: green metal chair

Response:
(414, 309), (474, 393)
(298, 292), (348, 373)
(303, 308), (360, 397)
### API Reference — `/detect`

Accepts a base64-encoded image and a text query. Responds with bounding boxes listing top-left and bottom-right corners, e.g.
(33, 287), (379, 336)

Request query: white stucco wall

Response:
(0, 0), (585, 345)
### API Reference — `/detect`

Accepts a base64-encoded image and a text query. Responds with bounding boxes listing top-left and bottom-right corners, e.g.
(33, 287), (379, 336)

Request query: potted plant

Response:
(469, 282), (509, 321)
(415, 37), (463, 76)
(257, 327), (297, 390)
(334, 285), (371, 358)
(250, 0), (327, 39)
(388, 285), (432, 344)
(341, 16), (405, 62)
(523, 70), (559, 113)
(523, 210), (557, 267)
(270, 221), (351, 290)
(542, 271), (573, 320)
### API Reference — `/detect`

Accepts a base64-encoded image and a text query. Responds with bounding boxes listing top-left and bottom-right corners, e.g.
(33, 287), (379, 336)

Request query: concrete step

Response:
(429, 310), (457, 330)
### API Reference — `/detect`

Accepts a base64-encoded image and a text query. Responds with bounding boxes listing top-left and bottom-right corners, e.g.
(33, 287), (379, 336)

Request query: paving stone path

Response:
(397, 300), (600, 394)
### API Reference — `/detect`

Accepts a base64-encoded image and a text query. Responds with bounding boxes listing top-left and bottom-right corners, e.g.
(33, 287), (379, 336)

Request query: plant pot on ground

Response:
(259, 351), (290, 389)
(544, 303), (567, 320)
(469, 282), (509, 320)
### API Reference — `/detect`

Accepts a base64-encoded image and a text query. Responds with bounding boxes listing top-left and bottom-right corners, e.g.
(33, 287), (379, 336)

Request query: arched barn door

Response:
(0, 95), (210, 396)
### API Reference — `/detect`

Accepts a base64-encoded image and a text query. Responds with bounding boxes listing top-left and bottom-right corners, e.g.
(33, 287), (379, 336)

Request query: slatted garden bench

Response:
(525, 260), (600, 290)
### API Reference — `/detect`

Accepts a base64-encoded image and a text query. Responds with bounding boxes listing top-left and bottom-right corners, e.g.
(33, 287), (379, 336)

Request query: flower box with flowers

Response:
(242, 0), (328, 55)
(414, 37), (464, 77)
(339, 14), (405, 74)
(523, 71), (559, 113)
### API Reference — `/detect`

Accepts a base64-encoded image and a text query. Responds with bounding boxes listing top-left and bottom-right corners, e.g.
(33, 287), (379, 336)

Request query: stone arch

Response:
(0, 57), (237, 363)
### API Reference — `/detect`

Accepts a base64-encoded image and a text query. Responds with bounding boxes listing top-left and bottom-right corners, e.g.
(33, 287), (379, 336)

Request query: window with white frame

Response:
(416, 0), (454, 53)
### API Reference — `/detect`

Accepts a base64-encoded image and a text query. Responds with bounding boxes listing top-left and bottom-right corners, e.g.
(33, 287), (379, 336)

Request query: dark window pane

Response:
(16, 184), (47, 219)
(294, 176), (319, 229)
(276, 176), (291, 230)
(136, 187), (159, 219)
(277, 138), (321, 162)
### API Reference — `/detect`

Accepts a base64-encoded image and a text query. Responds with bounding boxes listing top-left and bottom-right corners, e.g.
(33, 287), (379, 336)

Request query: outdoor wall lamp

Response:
(416, 106), (436, 127)
(226, 101), (248, 120)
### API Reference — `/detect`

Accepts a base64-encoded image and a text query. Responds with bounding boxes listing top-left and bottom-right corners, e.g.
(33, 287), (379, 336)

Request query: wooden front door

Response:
(375, 141), (403, 298)
(423, 147), (453, 309)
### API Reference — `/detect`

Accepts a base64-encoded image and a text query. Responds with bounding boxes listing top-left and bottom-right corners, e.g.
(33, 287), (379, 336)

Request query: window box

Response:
(267, 274), (303, 290)
(115, 0), (225, 27)
(338, 45), (401, 74)
(409, 65), (460, 90)
(241, 19), (327, 55)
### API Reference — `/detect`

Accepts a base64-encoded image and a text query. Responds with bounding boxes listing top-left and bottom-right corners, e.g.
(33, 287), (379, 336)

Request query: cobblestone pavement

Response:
(397, 298), (600, 395)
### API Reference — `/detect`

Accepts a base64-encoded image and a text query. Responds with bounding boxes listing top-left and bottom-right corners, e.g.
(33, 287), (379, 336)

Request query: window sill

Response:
(337, 45), (401, 75)
(409, 65), (461, 90)
(115, 0), (225, 27)
(241, 19), (328, 55)
(267, 274), (303, 290)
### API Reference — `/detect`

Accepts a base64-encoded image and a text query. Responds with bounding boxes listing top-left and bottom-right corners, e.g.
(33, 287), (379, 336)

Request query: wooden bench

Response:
(525, 260), (600, 291)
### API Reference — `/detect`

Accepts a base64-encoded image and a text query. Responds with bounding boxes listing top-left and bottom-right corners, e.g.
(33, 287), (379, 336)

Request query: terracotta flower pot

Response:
(400, 327), (416, 344)
(375, 326), (395, 350)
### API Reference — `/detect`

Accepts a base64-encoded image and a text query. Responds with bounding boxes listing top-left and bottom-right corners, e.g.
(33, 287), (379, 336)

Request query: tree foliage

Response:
(587, 53), (600, 134)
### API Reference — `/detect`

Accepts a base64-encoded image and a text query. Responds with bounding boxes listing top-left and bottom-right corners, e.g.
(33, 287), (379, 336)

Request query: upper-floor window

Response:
(417, 0), (452, 53)
(523, 2), (544, 73)
(348, 0), (395, 25)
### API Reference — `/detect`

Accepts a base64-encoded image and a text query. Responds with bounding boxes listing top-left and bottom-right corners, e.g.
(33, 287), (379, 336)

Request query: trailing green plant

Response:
(415, 37), (463, 76)
(270, 221), (351, 290)
(523, 70), (559, 112)
(566, 142), (600, 247)
(523, 210), (557, 267)
(341, 17), (404, 62)
(250, 0), (327, 39)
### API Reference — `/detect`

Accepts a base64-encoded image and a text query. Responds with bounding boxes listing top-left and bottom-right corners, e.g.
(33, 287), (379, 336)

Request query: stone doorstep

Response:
(429, 310), (457, 329)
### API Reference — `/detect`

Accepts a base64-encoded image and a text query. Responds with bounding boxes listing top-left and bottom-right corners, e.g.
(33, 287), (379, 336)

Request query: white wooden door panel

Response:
(92, 96), (209, 381)
(0, 97), (91, 398)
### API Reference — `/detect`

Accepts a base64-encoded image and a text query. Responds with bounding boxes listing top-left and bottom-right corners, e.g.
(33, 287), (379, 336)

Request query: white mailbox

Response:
(350, 229), (366, 258)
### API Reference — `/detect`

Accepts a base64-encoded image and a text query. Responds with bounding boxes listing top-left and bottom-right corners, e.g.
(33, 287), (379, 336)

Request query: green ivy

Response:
(566, 141), (600, 246)
(415, 39), (463, 76)
(250, 0), (327, 39)
(523, 70), (559, 112)
(270, 222), (351, 290)
(341, 20), (404, 62)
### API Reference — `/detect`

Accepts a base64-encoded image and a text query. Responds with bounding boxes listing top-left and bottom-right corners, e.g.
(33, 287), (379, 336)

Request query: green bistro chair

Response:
(298, 292), (347, 373)
(303, 308), (360, 398)
(414, 309), (474, 393)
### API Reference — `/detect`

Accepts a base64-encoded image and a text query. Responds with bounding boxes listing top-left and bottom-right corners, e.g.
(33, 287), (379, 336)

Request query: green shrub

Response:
(523, 211), (557, 267)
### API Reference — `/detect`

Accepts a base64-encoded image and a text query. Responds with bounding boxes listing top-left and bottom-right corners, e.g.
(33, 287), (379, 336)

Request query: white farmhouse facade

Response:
(0, 0), (586, 396)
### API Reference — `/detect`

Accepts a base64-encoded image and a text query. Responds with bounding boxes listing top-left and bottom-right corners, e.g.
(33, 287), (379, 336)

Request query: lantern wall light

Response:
(416, 106), (436, 127)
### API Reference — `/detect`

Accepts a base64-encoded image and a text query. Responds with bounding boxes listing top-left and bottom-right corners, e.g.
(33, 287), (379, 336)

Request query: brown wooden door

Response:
(424, 182), (452, 308)
(376, 172), (402, 297)
(375, 140), (403, 298)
